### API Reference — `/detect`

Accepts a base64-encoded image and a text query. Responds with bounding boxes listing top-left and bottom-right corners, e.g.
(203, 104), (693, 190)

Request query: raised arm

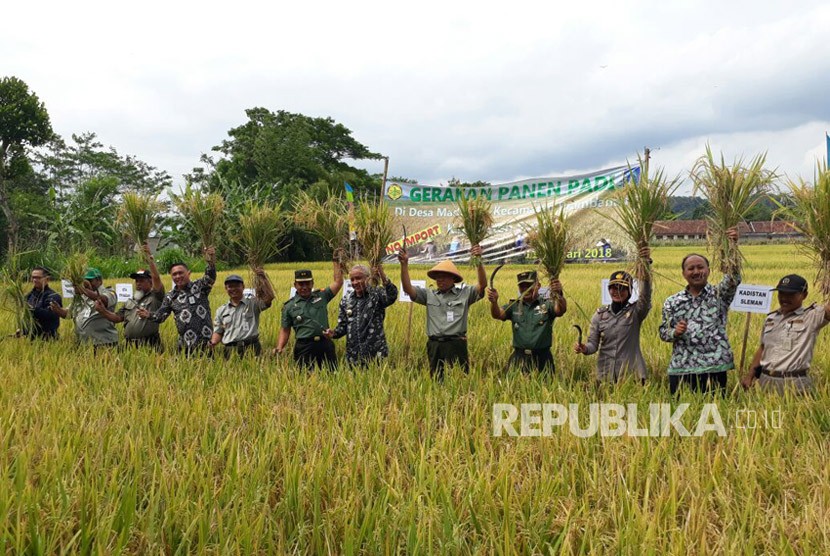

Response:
(143, 242), (165, 294)
(487, 288), (507, 320)
(550, 279), (567, 316)
(329, 252), (344, 296)
(635, 246), (653, 320)
(397, 248), (418, 300)
(472, 244), (486, 297)
(375, 265), (398, 308)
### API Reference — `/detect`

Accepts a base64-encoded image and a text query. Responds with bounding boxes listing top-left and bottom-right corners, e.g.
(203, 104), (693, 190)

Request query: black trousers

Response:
(506, 348), (554, 373)
(178, 339), (212, 357)
(294, 337), (337, 370)
(669, 371), (727, 395)
(426, 337), (469, 379)
(223, 338), (262, 358)
(125, 333), (163, 352)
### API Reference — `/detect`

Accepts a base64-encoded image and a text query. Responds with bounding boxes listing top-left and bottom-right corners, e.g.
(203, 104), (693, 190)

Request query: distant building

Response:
(653, 220), (800, 241)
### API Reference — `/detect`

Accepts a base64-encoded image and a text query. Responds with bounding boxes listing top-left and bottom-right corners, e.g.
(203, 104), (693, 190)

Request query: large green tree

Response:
(0, 76), (53, 254)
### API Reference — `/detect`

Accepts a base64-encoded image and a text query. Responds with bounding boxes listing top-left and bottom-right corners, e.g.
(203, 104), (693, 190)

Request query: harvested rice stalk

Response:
(117, 191), (163, 255)
(525, 205), (570, 300)
(171, 184), (225, 250)
(603, 154), (680, 283)
(236, 201), (290, 290)
(691, 144), (776, 275)
(777, 162), (830, 300)
(455, 192), (494, 266)
(355, 199), (397, 285)
(293, 190), (351, 272)
(0, 251), (34, 335)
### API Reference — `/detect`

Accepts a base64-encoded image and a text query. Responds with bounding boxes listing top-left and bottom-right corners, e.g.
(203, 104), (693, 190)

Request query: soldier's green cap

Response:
(83, 268), (103, 280)
(517, 270), (537, 285)
(294, 269), (314, 282)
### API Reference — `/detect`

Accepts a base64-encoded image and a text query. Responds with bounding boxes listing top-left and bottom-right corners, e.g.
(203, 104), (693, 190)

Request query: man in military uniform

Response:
(275, 258), (343, 369)
(93, 243), (165, 350)
(137, 247), (216, 355)
(399, 244), (487, 379)
(23, 266), (62, 340)
(50, 268), (118, 349)
(210, 269), (275, 357)
(488, 271), (567, 373)
(741, 274), (830, 394)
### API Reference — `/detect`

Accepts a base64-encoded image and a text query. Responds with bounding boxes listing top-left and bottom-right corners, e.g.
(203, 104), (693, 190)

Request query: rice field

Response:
(2, 244), (829, 554)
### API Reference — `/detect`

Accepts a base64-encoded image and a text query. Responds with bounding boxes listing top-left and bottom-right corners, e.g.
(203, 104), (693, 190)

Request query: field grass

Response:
(2, 245), (829, 554)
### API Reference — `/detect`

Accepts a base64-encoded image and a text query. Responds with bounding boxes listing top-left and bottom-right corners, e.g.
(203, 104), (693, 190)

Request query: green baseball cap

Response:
(83, 268), (103, 280)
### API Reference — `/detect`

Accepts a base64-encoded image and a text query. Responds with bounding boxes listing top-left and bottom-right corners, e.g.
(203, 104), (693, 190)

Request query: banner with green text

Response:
(383, 165), (640, 265)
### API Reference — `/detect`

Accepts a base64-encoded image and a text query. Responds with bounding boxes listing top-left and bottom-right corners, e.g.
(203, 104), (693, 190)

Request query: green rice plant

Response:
(525, 205), (570, 298)
(0, 251), (34, 335)
(61, 251), (89, 316)
(455, 193), (494, 266)
(117, 192), (163, 253)
(354, 199), (397, 285)
(171, 184), (226, 250)
(776, 162), (830, 300)
(236, 201), (290, 289)
(293, 190), (351, 272)
(603, 154), (681, 283)
(691, 144), (776, 275)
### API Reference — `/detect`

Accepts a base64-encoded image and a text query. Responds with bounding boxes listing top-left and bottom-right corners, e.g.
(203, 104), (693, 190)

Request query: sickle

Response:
(489, 264), (504, 290)
(573, 324), (583, 345)
(401, 225), (408, 249)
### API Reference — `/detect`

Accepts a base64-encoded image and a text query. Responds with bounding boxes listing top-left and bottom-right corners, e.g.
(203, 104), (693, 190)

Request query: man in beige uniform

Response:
(50, 268), (118, 349)
(742, 274), (830, 394)
(210, 269), (275, 357)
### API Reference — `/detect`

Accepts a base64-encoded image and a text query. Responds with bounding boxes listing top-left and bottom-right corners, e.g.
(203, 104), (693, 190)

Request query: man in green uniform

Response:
(741, 274), (830, 394)
(50, 268), (118, 349)
(488, 271), (567, 372)
(210, 269), (275, 357)
(93, 243), (166, 350)
(275, 258), (343, 369)
(399, 244), (487, 379)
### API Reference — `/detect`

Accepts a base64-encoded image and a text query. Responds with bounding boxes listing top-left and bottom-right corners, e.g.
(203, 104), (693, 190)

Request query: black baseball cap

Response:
(130, 269), (152, 280)
(224, 274), (244, 284)
(294, 269), (313, 282)
(772, 274), (807, 293)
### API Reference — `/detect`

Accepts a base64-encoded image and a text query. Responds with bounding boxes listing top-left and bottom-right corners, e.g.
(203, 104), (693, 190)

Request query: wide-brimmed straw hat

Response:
(427, 260), (463, 283)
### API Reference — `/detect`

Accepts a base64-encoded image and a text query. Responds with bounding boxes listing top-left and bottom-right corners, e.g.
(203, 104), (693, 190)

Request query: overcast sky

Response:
(5, 0), (830, 193)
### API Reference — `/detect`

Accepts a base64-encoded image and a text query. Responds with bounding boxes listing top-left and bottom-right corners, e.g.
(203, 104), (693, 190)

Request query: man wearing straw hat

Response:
(275, 256), (343, 369)
(488, 270), (566, 373)
(209, 269), (274, 358)
(399, 244), (487, 379)
(741, 274), (830, 394)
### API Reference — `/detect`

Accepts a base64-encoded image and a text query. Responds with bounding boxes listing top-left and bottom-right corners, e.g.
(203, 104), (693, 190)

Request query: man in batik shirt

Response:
(138, 247), (216, 355)
(329, 263), (397, 366)
(659, 228), (740, 395)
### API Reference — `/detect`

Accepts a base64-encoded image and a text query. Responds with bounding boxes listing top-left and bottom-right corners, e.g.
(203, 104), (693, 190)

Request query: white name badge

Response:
(61, 280), (75, 298)
(243, 288), (255, 298)
(115, 283), (133, 302)
(399, 280), (427, 302)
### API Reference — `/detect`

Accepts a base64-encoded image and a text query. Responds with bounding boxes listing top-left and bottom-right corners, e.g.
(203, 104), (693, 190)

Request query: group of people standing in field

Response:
(21, 228), (830, 394)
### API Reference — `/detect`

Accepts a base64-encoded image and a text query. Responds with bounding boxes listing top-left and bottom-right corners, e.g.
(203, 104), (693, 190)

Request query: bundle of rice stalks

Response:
(691, 144), (776, 275)
(171, 184), (225, 250)
(62, 251), (89, 315)
(603, 155), (681, 283)
(777, 162), (830, 300)
(117, 191), (163, 253)
(293, 191), (351, 272)
(525, 205), (570, 299)
(0, 252), (34, 335)
(455, 193), (494, 266)
(355, 199), (397, 285)
(236, 201), (291, 290)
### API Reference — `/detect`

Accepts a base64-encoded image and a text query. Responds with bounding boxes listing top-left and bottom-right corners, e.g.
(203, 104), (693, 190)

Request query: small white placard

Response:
(730, 284), (773, 314)
(289, 286), (297, 298)
(243, 288), (255, 299)
(61, 280), (75, 298)
(115, 283), (133, 302)
(601, 279), (640, 305)
(399, 280), (427, 302)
